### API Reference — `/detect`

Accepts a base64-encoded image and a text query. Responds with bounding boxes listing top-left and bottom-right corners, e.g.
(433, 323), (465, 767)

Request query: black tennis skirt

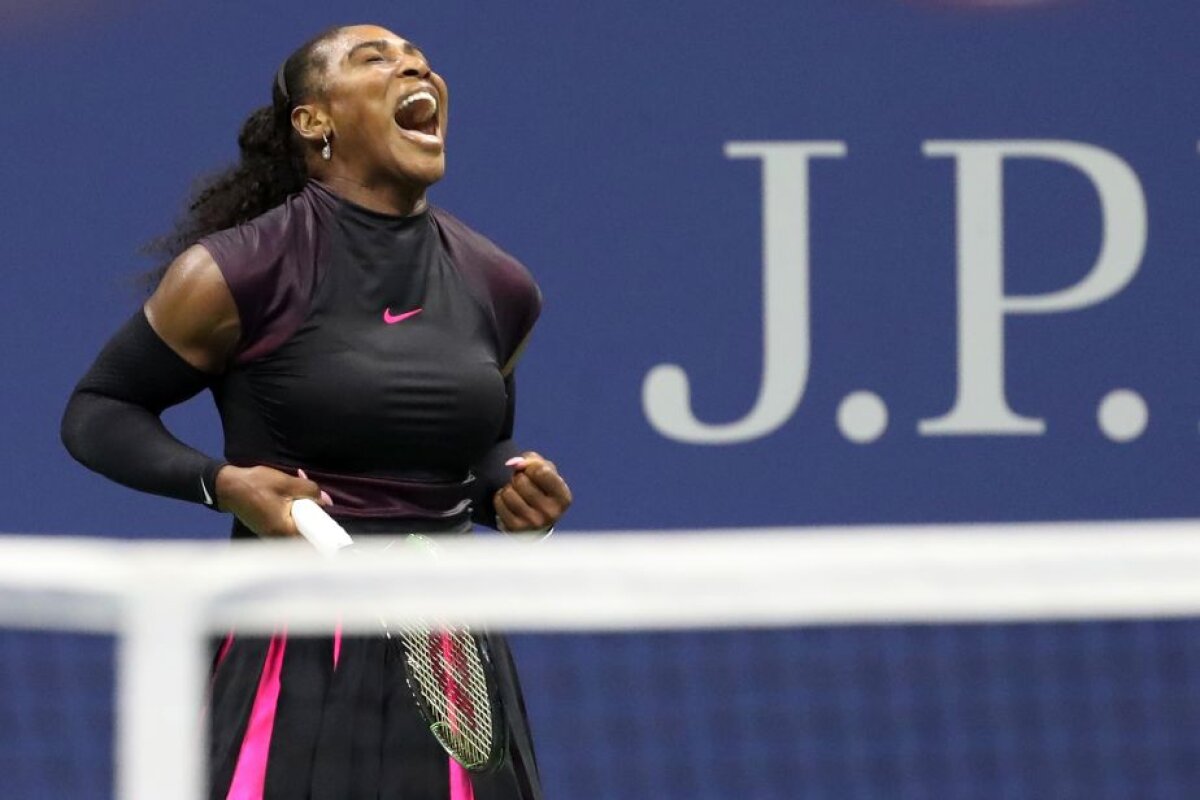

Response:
(208, 519), (543, 800)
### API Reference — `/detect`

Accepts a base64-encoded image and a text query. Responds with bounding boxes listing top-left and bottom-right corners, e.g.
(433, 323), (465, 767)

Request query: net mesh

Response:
(2, 525), (1200, 799)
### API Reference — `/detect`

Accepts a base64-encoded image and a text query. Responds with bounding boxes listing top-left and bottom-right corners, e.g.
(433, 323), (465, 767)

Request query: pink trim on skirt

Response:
(449, 759), (475, 800)
(215, 632), (235, 671)
(202, 632), (238, 722)
(226, 631), (288, 800)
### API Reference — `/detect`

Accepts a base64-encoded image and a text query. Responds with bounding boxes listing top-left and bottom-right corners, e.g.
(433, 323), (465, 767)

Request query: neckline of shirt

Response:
(308, 180), (434, 227)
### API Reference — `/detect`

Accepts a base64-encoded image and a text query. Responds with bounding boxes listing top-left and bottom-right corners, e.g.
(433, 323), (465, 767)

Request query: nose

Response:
(398, 55), (430, 79)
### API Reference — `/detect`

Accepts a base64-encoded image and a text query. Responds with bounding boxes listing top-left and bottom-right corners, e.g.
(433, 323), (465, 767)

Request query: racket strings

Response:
(399, 622), (496, 770)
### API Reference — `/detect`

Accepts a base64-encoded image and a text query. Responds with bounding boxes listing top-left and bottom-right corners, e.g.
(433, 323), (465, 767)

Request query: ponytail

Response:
(144, 26), (342, 286)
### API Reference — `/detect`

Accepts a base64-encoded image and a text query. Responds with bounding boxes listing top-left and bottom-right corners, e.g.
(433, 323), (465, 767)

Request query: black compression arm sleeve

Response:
(60, 310), (226, 508)
(469, 374), (521, 529)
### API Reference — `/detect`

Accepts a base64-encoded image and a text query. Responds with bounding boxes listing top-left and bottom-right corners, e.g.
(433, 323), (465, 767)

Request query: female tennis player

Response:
(60, 24), (570, 800)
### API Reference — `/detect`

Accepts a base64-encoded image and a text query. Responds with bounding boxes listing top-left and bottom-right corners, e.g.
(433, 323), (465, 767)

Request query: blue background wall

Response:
(6, 0), (1200, 539)
(4, 1), (1200, 797)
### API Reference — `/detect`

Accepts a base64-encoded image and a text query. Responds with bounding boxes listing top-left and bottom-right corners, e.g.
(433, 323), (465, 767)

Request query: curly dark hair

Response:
(145, 27), (343, 284)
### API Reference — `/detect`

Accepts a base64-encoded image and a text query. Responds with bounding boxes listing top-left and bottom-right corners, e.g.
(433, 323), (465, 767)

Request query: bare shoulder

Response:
(144, 244), (241, 373)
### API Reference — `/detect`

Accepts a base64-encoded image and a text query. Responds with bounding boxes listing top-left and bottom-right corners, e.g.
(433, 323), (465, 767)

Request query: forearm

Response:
(469, 437), (521, 528)
(469, 371), (521, 529)
(62, 391), (224, 505)
(60, 311), (225, 508)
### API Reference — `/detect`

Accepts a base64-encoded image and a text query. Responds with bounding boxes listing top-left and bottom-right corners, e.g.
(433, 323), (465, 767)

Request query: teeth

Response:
(398, 90), (438, 113)
(395, 90), (439, 132)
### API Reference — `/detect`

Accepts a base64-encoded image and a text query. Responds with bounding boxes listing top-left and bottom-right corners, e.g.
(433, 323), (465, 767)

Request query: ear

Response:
(291, 104), (332, 145)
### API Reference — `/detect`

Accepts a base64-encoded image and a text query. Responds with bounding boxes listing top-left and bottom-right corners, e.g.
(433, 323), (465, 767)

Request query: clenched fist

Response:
(493, 452), (572, 534)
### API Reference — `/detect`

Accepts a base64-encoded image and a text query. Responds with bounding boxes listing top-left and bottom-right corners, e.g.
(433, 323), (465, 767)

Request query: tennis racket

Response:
(291, 498), (508, 773)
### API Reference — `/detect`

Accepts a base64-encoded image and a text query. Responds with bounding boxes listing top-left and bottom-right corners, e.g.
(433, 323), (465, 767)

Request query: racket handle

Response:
(291, 498), (354, 557)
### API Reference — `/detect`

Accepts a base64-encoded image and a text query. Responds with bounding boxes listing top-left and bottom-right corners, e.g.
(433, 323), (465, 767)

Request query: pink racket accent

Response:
(441, 630), (476, 800)
(441, 632), (463, 733)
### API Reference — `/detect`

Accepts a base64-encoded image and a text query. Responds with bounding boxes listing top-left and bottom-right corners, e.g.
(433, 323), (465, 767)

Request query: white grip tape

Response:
(291, 498), (354, 557)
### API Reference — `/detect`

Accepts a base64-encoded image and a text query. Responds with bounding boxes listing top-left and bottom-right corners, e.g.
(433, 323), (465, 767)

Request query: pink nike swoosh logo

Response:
(383, 307), (423, 325)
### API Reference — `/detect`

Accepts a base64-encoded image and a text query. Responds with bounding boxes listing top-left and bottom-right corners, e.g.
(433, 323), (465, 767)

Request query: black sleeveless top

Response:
(198, 182), (541, 526)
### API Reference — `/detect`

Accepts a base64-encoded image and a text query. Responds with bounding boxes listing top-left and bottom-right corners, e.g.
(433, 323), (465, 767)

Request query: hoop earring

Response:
(321, 132), (332, 161)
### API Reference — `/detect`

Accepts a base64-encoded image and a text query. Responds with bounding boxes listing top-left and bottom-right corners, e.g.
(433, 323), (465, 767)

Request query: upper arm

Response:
(143, 245), (241, 374)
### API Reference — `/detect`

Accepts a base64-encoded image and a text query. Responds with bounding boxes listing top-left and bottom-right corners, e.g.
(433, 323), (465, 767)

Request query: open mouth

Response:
(394, 89), (441, 146)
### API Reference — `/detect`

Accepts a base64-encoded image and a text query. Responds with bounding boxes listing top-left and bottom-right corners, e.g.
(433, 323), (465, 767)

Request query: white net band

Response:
(3, 520), (1200, 799)
(3, 521), (1200, 635)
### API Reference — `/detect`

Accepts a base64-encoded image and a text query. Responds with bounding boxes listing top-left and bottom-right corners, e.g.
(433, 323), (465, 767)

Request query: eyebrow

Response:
(346, 39), (425, 61)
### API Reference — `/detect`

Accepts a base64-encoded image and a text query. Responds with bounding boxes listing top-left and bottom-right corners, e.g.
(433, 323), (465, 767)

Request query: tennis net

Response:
(2, 521), (1200, 799)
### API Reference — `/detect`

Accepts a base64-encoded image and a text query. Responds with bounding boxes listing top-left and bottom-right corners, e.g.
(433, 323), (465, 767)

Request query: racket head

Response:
(394, 623), (508, 773)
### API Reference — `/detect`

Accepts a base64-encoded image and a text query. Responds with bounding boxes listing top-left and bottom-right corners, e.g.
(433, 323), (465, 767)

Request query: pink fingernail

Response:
(320, 491), (333, 506)
(505, 457), (527, 468)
